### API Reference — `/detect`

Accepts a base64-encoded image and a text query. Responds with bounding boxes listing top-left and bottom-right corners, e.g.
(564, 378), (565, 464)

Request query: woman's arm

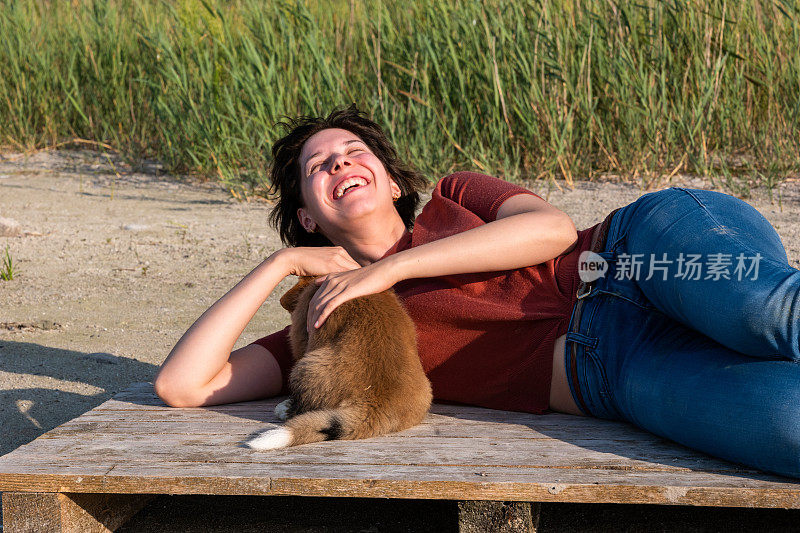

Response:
(388, 192), (577, 280)
(155, 246), (361, 407)
(153, 251), (292, 407)
(306, 193), (577, 330)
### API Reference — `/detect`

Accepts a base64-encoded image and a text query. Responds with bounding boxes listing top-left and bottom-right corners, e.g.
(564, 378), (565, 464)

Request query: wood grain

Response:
(1, 382), (799, 508)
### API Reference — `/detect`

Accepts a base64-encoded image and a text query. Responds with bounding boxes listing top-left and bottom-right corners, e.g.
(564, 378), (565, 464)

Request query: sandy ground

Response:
(1, 149), (800, 531)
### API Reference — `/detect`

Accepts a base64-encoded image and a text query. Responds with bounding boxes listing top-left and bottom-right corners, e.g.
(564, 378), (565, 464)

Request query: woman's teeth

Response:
(334, 177), (368, 199)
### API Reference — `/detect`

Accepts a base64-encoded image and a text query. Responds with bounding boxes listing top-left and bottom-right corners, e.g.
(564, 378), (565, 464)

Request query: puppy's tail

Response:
(246, 404), (380, 450)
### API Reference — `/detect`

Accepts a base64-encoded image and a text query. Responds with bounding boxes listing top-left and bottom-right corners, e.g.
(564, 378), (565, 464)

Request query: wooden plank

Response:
(0, 458), (785, 486)
(44, 409), (701, 442)
(9, 392), (775, 476)
(1, 467), (798, 508)
(1, 447), (799, 507)
(0, 434), (765, 477)
(2, 491), (153, 533)
(0, 404), (781, 477)
(1, 383), (799, 508)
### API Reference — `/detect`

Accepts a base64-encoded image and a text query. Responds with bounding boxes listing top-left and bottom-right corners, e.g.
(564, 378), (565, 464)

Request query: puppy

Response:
(246, 275), (432, 450)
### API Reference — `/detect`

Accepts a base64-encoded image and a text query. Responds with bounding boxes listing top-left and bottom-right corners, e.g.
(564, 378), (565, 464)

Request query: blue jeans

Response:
(565, 187), (800, 479)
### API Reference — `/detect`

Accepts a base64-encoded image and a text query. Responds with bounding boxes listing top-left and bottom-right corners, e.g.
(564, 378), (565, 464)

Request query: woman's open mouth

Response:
(332, 176), (370, 200)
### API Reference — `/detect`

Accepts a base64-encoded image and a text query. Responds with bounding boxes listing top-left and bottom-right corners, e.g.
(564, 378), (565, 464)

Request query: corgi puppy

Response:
(246, 275), (432, 450)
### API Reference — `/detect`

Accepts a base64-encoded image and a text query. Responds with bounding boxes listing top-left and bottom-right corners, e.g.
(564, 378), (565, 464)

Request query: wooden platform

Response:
(1, 382), (799, 531)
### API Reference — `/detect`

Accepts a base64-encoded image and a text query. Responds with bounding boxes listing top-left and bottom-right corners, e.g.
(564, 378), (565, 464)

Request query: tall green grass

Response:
(0, 0), (798, 196)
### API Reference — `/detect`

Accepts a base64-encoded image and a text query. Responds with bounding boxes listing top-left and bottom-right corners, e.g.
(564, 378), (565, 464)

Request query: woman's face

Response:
(296, 128), (401, 238)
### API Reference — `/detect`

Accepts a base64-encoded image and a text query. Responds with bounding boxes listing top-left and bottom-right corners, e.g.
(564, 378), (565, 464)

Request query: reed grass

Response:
(1, 245), (15, 281)
(0, 0), (798, 197)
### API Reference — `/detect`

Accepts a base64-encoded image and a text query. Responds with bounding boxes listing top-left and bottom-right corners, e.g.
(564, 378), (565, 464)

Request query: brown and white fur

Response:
(245, 276), (432, 450)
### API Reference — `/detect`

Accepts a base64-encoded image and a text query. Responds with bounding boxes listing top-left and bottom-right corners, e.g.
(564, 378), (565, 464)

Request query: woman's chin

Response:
(333, 193), (386, 217)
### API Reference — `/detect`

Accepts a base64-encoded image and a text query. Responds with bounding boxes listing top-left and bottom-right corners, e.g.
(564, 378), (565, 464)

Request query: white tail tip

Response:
(246, 427), (292, 450)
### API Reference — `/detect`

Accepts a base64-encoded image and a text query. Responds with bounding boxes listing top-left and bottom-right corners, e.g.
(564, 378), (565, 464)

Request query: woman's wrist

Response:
(382, 252), (413, 285)
(266, 248), (294, 278)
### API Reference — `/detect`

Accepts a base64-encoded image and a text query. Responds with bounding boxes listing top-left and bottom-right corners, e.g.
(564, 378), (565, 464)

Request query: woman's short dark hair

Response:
(268, 103), (428, 247)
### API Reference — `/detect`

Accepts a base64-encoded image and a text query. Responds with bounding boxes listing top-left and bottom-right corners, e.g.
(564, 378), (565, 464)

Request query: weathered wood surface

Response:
(1, 382), (799, 508)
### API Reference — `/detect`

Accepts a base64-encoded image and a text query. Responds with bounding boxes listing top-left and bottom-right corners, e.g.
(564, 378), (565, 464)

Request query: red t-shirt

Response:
(252, 171), (597, 414)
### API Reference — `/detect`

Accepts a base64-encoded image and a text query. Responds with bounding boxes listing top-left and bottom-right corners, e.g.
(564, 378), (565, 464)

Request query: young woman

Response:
(154, 104), (800, 479)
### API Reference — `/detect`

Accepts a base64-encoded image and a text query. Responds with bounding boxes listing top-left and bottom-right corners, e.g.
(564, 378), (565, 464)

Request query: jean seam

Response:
(607, 232), (626, 253)
(582, 296), (616, 413)
(591, 288), (659, 312)
(600, 237), (663, 312)
(606, 201), (631, 252)
(585, 348), (613, 401)
(573, 298), (596, 416)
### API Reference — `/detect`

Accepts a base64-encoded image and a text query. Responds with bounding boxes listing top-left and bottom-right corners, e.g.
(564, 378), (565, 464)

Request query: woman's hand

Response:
(306, 260), (398, 333)
(279, 246), (361, 277)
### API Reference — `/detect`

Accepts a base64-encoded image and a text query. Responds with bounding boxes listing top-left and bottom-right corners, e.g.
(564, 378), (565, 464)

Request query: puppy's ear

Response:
(279, 276), (316, 312)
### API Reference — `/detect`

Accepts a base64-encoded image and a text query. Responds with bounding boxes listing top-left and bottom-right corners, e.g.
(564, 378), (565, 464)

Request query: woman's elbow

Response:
(562, 214), (578, 241)
(554, 213), (579, 255)
(153, 372), (205, 408)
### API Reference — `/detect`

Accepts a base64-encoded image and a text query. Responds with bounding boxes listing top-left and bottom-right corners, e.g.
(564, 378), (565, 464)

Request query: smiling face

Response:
(296, 128), (402, 238)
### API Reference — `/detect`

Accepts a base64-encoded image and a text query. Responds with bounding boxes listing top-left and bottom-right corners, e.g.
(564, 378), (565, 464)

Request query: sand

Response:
(1, 149), (799, 531)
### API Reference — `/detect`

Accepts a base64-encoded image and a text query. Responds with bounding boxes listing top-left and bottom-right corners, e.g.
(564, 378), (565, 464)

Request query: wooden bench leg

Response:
(2, 492), (154, 533)
(457, 500), (540, 532)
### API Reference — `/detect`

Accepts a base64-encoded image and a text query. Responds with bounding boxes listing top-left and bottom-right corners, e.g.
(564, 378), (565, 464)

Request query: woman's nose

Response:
(329, 152), (352, 172)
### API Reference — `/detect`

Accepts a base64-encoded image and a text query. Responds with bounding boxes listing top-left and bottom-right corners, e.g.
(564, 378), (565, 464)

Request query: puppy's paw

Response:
(274, 398), (294, 421)
(246, 427), (293, 450)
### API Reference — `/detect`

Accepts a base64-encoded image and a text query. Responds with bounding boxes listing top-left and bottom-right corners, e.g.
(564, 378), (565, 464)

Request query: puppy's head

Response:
(279, 276), (317, 312)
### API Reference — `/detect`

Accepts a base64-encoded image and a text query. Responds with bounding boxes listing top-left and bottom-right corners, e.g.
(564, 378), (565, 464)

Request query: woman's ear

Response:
(296, 207), (316, 233)
(389, 179), (401, 199)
